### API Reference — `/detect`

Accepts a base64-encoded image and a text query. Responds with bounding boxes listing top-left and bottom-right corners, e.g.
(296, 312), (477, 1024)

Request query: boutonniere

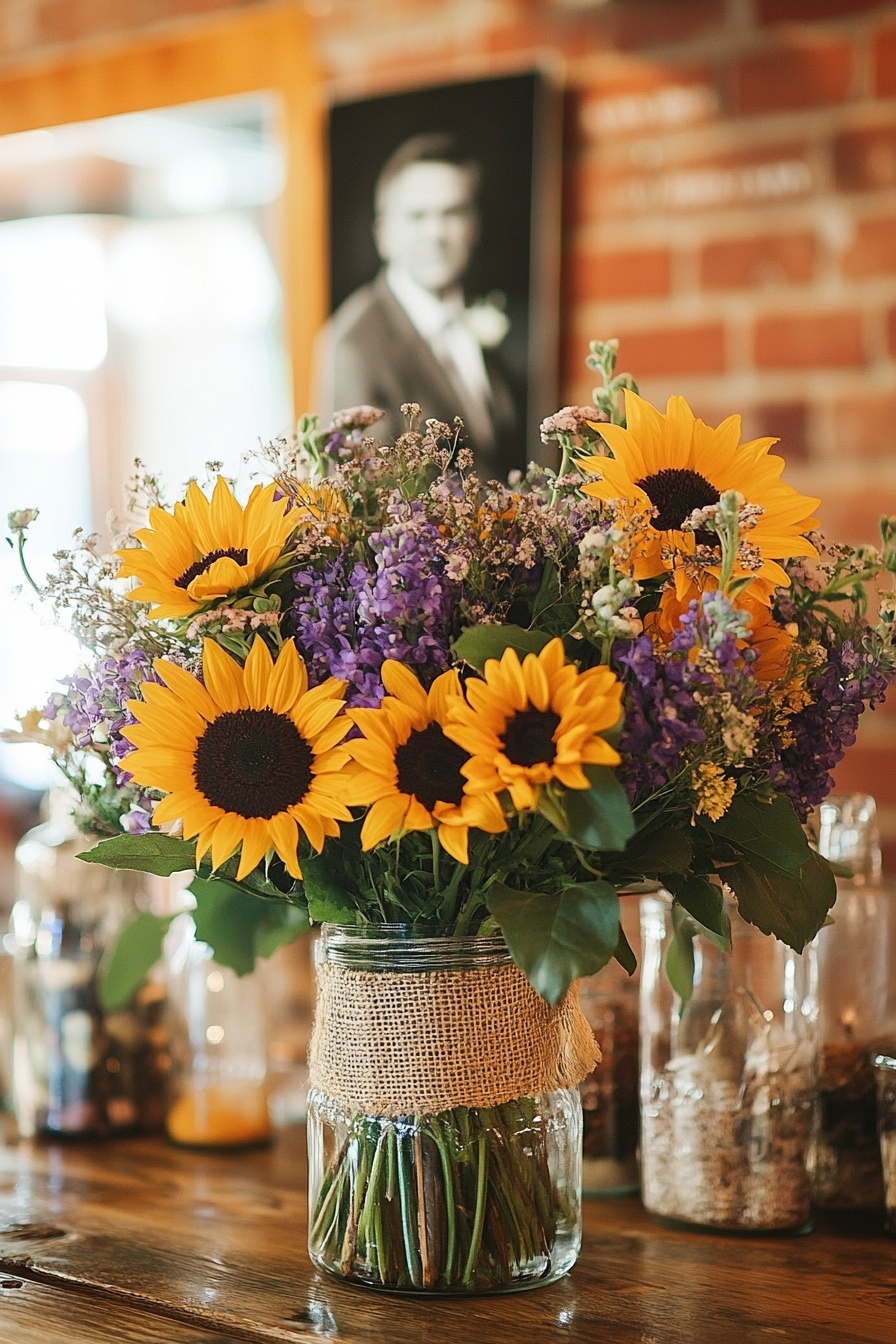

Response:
(464, 292), (510, 348)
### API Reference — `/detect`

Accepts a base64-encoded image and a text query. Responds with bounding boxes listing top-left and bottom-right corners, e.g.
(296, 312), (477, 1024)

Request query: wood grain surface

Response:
(0, 1125), (893, 1344)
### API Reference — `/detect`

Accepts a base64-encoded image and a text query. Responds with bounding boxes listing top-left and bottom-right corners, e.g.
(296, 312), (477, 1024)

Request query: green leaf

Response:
(98, 911), (172, 1011)
(301, 852), (358, 923)
(613, 922), (638, 976)
(666, 904), (696, 1005)
(254, 902), (311, 958)
(188, 876), (307, 976)
(727, 849), (837, 951)
(707, 794), (810, 877)
(666, 875), (731, 952)
(487, 878), (620, 1004)
(621, 825), (693, 877)
(452, 623), (551, 670)
(78, 833), (196, 877)
(562, 766), (635, 852)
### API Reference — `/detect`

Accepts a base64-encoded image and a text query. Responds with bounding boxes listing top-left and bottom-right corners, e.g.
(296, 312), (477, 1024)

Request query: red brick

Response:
(834, 124), (896, 192)
(593, 0), (725, 53)
(566, 247), (672, 302)
(754, 312), (865, 369)
(758, 0), (890, 20)
(579, 140), (815, 222)
(841, 215), (896, 277)
(744, 403), (811, 462)
(832, 392), (896, 457)
(576, 59), (717, 142)
(700, 233), (816, 290)
(612, 323), (727, 378)
(730, 39), (854, 117)
(874, 24), (896, 98)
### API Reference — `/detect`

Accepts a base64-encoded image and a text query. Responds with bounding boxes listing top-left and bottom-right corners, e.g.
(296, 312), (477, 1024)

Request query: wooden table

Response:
(0, 1124), (893, 1344)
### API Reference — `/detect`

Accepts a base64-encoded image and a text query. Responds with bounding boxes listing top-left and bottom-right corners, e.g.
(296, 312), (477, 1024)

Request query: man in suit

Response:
(316, 133), (523, 481)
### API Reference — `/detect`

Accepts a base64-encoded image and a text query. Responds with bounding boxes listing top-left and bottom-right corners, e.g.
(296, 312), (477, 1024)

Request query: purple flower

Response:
(768, 639), (892, 820)
(47, 648), (161, 787)
(613, 595), (756, 802)
(291, 514), (454, 705)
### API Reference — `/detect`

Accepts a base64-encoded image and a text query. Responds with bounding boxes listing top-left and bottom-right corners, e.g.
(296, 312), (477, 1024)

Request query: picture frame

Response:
(317, 68), (561, 476)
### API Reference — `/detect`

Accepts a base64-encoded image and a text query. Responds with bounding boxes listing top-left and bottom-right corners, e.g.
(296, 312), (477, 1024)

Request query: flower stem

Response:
(462, 1128), (489, 1289)
(16, 534), (41, 595)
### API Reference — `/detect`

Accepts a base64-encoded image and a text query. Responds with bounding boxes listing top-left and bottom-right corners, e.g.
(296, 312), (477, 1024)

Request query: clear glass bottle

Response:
(873, 1054), (896, 1233)
(813, 794), (896, 1211)
(639, 892), (818, 1232)
(306, 925), (583, 1294)
(578, 894), (641, 1195)
(10, 797), (168, 1138)
(164, 913), (272, 1148)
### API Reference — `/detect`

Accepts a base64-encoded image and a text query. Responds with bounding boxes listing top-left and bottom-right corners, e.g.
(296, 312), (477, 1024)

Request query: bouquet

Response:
(7, 339), (896, 1289)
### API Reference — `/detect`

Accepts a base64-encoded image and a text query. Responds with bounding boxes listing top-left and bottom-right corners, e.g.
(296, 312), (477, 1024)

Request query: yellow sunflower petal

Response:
(243, 635), (275, 710)
(381, 660), (429, 722)
(202, 639), (249, 713)
(437, 822), (469, 865)
(360, 794), (411, 850)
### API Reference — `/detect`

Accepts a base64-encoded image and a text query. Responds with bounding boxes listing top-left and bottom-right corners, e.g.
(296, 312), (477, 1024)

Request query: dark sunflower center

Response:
(394, 722), (468, 813)
(193, 708), (312, 819)
(636, 468), (720, 537)
(176, 547), (249, 589)
(501, 709), (560, 768)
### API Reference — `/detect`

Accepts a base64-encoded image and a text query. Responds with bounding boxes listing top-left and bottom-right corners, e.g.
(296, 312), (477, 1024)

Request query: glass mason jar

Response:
(873, 1054), (896, 1234)
(306, 925), (584, 1294)
(639, 892), (818, 1232)
(578, 894), (641, 1195)
(164, 913), (273, 1148)
(813, 794), (896, 1211)
(10, 802), (168, 1138)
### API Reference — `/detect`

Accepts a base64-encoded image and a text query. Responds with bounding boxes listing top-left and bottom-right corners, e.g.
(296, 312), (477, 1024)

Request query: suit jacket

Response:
(316, 271), (524, 481)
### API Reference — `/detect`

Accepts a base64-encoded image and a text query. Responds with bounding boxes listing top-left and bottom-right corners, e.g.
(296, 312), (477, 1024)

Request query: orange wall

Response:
(2, 0), (895, 862)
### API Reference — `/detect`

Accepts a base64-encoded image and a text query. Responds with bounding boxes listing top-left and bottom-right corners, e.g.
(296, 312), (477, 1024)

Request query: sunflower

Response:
(121, 637), (353, 881)
(445, 639), (623, 813)
(580, 390), (820, 605)
(116, 476), (295, 621)
(345, 662), (507, 863)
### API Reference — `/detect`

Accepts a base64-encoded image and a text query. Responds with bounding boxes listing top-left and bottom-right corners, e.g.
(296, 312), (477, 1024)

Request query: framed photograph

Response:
(316, 69), (561, 477)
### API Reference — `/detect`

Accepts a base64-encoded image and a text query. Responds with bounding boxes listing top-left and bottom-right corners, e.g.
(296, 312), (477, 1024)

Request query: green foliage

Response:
(301, 851), (360, 924)
(701, 793), (836, 948)
(613, 920), (638, 976)
(78, 832), (196, 876)
(722, 851), (836, 952)
(665, 904), (697, 1005)
(451, 624), (551, 670)
(188, 876), (309, 976)
(559, 766), (635, 852)
(98, 910), (172, 1011)
(665, 875), (731, 950)
(487, 878), (620, 1004)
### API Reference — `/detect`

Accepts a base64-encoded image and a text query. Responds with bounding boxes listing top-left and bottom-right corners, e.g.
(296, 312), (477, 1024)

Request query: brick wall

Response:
(2, 0), (895, 863)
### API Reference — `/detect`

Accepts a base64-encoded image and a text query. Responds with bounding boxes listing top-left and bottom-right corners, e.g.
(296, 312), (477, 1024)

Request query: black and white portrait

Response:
(315, 71), (559, 479)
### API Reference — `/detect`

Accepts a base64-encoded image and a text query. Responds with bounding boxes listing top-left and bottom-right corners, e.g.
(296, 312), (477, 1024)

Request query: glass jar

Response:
(164, 913), (272, 1148)
(10, 802), (168, 1138)
(639, 892), (818, 1232)
(813, 794), (896, 1211)
(873, 1054), (896, 1234)
(306, 925), (583, 1294)
(578, 894), (641, 1195)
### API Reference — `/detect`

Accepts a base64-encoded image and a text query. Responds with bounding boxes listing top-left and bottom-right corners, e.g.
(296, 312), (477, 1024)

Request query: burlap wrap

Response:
(308, 959), (600, 1118)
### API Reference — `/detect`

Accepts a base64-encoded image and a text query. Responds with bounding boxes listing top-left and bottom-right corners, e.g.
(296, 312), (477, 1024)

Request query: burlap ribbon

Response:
(308, 959), (599, 1118)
